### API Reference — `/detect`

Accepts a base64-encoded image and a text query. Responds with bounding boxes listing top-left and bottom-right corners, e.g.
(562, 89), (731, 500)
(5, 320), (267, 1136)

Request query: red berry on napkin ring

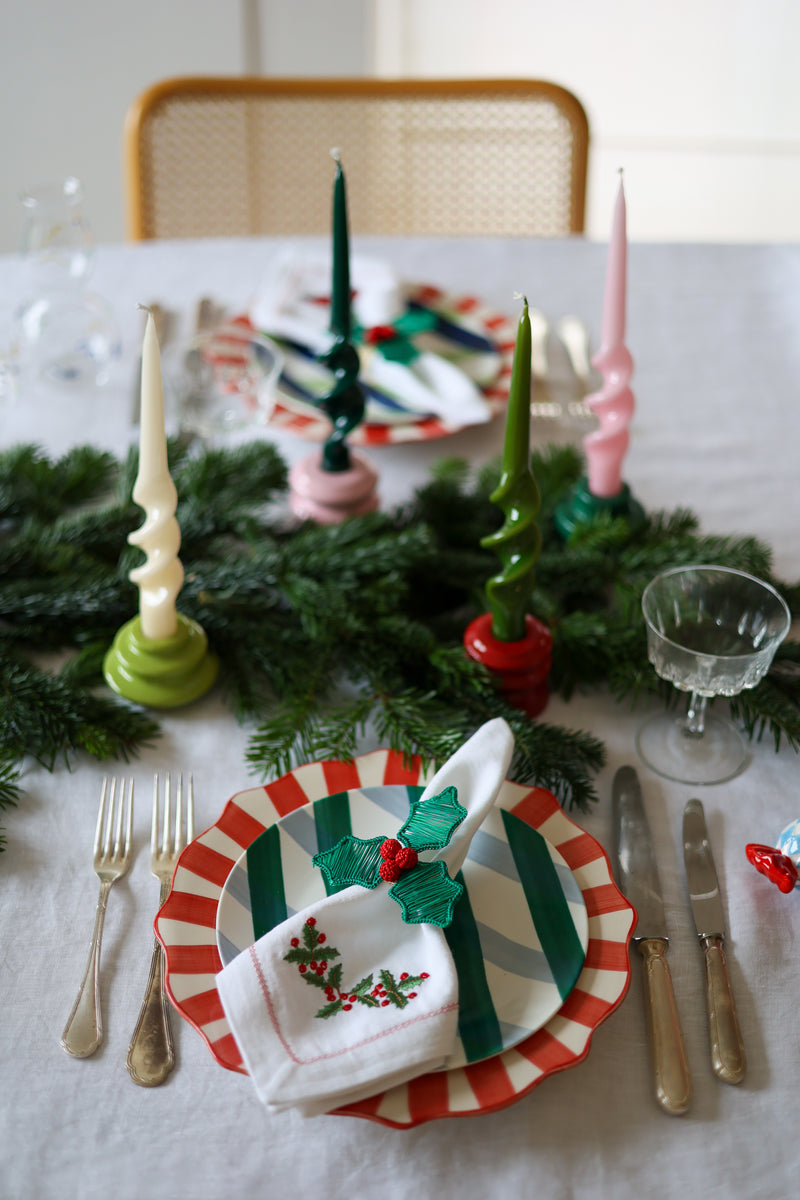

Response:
(745, 843), (799, 894)
(395, 845), (418, 871)
(379, 860), (403, 883)
(380, 838), (402, 861)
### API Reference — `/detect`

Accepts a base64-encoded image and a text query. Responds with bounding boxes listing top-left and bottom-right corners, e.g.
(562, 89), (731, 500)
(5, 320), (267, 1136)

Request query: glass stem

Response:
(684, 691), (707, 738)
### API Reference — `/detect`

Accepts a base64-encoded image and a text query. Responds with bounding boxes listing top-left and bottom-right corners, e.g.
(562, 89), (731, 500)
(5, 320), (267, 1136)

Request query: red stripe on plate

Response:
(162, 891), (219, 928)
(382, 750), (423, 785)
(405, 1068), (451, 1123)
(509, 786), (562, 828)
(584, 938), (631, 972)
(584, 882), (629, 918)
(519, 1028), (575, 1074)
(322, 759), (363, 793)
(163, 944), (223, 974)
(485, 315), (510, 331)
(558, 832), (603, 871)
(463, 1053), (515, 1109)
(557, 986), (614, 1028)
(453, 296), (478, 312)
(414, 285), (443, 304)
(215, 802), (269, 848)
(179, 987), (227, 1027)
(361, 426), (393, 445)
(211, 1032), (245, 1071)
(337, 1091), (386, 1120)
(181, 840), (237, 888)
(263, 774), (311, 817)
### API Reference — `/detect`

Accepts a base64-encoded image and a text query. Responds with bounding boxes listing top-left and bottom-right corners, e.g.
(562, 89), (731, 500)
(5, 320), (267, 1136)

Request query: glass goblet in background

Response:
(636, 564), (791, 786)
(15, 177), (120, 387)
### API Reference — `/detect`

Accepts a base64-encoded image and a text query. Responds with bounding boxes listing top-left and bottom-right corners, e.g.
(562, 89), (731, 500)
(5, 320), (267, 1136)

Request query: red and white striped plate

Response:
(156, 752), (635, 1128)
(263, 284), (516, 445)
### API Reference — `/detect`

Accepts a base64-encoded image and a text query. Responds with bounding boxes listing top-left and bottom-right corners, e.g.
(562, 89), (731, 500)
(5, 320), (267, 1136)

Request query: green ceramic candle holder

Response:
(103, 612), (219, 709)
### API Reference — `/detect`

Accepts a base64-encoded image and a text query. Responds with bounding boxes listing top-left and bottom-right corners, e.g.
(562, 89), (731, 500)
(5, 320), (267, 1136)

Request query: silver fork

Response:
(126, 773), (194, 1086)
(61, 777), (134, 1058)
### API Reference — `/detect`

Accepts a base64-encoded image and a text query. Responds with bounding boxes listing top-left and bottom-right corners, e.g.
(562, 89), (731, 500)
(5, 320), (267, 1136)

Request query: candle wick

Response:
(330, 147), (342, 164)
(513, 291), (528, 305)
(136, 302), (152, 315)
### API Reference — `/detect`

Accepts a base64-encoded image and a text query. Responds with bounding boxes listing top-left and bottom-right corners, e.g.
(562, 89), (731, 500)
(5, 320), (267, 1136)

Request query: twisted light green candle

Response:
(481, 296), (542, 642)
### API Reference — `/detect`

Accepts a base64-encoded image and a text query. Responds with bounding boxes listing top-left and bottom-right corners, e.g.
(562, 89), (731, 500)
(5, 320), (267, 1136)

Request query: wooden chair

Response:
(124, 77), (589, 241)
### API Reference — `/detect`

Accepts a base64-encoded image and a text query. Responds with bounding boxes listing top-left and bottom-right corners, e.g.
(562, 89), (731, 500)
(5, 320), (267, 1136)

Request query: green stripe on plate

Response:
(246, 823), (287, 942)
(444, 871), (504, 1063)
(501, 808), (585, 1000)
(314, 792), (353, 895)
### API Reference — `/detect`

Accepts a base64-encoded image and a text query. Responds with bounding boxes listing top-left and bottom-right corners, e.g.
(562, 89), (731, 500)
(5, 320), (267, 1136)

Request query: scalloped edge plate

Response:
(156, 751), (634, 1128)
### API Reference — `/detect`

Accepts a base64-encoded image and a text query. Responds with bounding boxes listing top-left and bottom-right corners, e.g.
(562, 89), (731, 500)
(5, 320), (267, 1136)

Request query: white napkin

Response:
(216, 717), (514, 1116)
(249, 249), (492, 425)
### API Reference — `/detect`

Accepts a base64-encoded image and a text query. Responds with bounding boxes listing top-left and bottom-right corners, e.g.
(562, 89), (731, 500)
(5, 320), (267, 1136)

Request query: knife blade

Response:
(682, 798), (746, 1085)
(613, 765), (692, 1115)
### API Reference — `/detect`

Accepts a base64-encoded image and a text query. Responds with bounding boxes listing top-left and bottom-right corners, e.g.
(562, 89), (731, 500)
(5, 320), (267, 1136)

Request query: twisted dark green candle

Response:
(481, 297), (542, 641)
(329, 151), (351, 341)
(317, 150), (365, 472)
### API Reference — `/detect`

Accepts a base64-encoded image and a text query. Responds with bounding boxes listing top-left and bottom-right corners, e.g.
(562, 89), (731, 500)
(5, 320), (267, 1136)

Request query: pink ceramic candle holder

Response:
(289, 449), (379, 524)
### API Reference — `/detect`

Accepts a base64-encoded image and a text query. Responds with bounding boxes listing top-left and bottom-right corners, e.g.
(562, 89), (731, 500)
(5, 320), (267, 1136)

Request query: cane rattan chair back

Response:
(125, 77), (589, 240)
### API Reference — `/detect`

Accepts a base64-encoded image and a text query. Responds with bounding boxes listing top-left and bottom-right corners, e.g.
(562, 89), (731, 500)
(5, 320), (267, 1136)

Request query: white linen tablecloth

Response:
(1, 235), (799, 1200)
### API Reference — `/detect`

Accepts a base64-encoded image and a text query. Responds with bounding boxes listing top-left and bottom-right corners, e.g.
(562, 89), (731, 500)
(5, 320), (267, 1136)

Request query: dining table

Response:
(1, 231), (799, 1200)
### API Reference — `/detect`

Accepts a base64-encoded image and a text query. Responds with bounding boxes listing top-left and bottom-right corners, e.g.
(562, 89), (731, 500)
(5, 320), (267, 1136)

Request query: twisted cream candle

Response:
(128, 311), (183, 640)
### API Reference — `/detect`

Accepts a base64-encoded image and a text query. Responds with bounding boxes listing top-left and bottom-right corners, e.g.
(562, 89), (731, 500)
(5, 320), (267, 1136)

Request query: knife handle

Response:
(637, 938), (693, 1115)
(699, 935), (746, 1085)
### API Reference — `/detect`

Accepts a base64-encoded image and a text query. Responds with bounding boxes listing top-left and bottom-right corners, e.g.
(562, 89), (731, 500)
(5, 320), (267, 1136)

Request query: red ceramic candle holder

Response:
(289, 449), (379, 524)
(463, 612), (553, 717)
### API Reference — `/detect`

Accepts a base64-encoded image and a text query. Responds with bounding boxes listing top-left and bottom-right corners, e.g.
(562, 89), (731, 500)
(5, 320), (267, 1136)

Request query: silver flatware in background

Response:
(683, 799), (746, 1085)
(61, 777), (134, 1058)
(529, 306), (562, 419)
(555, 313), (597, 420)
(613, 765), (692, 1115)
(126, 773), (194, 1087)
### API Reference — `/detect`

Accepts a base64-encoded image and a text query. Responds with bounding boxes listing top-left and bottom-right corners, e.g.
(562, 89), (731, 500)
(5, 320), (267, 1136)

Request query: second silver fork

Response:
(126, 773), (194, 1086)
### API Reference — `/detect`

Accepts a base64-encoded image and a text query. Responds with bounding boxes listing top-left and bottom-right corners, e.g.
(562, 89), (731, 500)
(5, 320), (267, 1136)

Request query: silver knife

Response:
(682, 799), (746, 1085)
(613, 766), (692, 1115)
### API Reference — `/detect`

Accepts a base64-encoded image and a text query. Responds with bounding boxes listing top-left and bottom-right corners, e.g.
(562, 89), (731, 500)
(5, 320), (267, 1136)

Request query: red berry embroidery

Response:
(381, 838), (402, 861)
(284, 920), (430, 1019)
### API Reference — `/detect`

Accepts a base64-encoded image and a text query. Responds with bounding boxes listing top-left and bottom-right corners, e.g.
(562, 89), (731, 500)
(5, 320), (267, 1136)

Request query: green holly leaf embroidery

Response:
(313, 835), (384, 891)
(396, 786), (467, 854)
(388, 860), (464, 927)
(286, 921), (431, 1019)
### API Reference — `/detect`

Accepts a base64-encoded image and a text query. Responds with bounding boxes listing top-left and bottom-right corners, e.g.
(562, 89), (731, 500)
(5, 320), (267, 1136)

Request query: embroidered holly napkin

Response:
(216, 717), (514, 1116)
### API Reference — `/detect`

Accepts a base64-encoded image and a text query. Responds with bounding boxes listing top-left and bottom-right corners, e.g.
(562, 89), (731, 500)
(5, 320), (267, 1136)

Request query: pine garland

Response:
(0, 439), (797, 851)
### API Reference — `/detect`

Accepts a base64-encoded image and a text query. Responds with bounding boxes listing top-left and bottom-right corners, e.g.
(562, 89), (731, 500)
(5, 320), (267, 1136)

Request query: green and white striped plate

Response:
(216, 785), (588, 1070)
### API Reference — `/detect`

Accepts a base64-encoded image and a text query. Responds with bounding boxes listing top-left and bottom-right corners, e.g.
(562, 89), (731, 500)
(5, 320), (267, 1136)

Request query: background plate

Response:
(261, 284), (515, 445)
(215, 785), (589, 1071)
(156, 750), (635, 1128)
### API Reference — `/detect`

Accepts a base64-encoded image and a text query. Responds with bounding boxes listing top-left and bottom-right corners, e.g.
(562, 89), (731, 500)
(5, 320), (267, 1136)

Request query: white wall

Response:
(2, 0), (799, 252)
(372, 0), (800, 242)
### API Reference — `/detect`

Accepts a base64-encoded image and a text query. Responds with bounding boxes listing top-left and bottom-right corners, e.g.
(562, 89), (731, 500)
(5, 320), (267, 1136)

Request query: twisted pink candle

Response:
(584, 174), (634, 498)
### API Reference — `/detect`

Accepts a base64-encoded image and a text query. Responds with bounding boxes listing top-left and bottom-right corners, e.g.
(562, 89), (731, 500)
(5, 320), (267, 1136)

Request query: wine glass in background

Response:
(636, 564), (791, 785)
(15, 177), (121, 387)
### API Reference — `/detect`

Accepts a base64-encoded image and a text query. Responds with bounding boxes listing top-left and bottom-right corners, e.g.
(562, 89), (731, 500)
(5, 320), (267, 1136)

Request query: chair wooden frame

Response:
(125, 76), (589, 240)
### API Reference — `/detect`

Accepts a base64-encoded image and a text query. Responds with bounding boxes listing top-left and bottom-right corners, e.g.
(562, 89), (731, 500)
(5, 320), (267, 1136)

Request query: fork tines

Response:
(94, 776), (134, 863)
(152, 773), (195, 860)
